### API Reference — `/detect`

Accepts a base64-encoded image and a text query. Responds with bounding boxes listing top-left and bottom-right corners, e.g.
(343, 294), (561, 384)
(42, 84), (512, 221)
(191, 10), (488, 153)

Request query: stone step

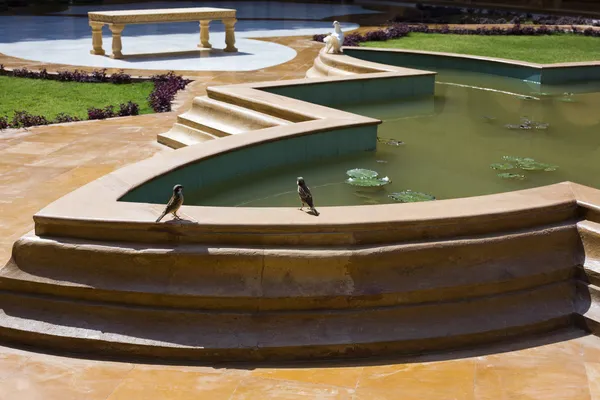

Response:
(0, 281), (574, 362)
(574, 280), (600, 335)
(176, 96), (292, 139)
(0, 223), (581, 311)
(577, 220), (600, 286)
(157, 123), (219, 148)
(312, 54), (358, 77)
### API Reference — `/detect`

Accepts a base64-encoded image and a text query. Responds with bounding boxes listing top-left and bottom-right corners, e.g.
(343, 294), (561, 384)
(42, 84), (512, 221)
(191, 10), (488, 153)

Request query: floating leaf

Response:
(346, 168), (378, 179)
(518, 95), (537, 101)
(346, 176), (391, 187)
(497, 172), (526, 180)
(490, 163), (515, 170)
(481, 115), (496, 122)
(376, 160), (388, 164)
(378, 137), (404, 146)
(535, 122), (550, 130)
(518, 160), (559, 171)
(558, 97), (576, 103)
(502, 156), (534, 163)
(388, 190), (435, 203)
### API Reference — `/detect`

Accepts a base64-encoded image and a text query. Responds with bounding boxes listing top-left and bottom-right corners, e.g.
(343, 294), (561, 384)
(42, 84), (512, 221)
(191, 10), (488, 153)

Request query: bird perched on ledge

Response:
(324, 20), (344, 54)
(297, 177), (319, 216)
(156, 184), (184, 223)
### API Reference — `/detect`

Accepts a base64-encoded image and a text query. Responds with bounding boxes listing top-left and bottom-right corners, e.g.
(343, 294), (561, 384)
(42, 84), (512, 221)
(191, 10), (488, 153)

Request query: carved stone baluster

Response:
(198, 20), (212, 49)
(223, 18), (238, 53)
(89, 21), (105, 56)
(109, 24), (125, 59)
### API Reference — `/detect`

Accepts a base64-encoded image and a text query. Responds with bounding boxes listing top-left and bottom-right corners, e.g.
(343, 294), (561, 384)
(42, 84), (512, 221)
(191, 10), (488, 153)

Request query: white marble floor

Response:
(0, 1), (380, 71)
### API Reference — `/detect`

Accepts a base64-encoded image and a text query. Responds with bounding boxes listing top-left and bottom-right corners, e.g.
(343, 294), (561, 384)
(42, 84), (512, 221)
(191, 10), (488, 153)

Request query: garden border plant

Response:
(313, 23), (600, 48)
(395, 4), (600, 26)
(0, 65), (192, 130)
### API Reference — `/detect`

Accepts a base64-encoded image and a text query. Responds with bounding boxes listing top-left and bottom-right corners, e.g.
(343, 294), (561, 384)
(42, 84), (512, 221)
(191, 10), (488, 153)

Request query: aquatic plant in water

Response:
(345, 169), (391, 187)
(388, 190), (436, 203)
(490, 163), (515, 170)
(497, 172), (526, 180)
(504, 117), (550, 131)
(496, 156), (559, 173)
(377, 137), (404, 146)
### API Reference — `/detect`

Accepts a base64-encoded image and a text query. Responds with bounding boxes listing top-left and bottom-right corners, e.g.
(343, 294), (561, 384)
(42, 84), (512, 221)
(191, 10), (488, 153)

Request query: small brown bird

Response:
(297, 177), (319, 216)
(156, 184), (184, 222)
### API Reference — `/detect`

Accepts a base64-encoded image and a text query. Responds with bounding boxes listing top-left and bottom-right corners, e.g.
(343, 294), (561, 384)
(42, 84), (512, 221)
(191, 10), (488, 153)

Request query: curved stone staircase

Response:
(306, 47), (402, 78)
(159, 95), (294, 149)
(0, 183), (599, 362)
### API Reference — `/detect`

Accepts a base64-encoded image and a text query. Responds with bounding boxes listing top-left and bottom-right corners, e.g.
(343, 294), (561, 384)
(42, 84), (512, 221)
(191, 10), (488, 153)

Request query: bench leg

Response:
(89, 21), (105, 56)
(198, 20), (212, 49)
(223, 18), (238, 53)
(109, 24), (125, 59)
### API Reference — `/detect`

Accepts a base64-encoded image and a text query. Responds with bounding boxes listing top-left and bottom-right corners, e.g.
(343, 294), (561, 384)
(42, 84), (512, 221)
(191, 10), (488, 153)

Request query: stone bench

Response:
(88, 7), (238, 59)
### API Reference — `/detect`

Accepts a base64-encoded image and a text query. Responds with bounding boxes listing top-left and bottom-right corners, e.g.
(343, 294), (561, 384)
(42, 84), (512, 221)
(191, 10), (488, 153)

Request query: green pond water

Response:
(188, 70), (600, 207)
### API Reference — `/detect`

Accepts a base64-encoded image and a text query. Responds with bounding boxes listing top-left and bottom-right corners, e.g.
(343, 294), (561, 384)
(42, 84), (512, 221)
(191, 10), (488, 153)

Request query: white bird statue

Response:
(324, 21), (344, 54)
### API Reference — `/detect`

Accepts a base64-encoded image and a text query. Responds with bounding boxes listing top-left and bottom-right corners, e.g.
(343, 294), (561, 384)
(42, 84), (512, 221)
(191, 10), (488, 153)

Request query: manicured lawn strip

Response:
(0, 76), (155, 120)
(361, 33), (600, 64)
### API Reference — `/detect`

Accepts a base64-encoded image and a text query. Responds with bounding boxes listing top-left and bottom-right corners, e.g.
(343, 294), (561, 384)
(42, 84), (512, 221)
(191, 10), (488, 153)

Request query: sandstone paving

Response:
(1, 28), (600, 400)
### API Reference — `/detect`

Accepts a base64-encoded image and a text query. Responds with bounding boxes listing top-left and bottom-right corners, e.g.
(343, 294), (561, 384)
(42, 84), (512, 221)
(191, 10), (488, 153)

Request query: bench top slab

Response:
(88, 7), (236, 24)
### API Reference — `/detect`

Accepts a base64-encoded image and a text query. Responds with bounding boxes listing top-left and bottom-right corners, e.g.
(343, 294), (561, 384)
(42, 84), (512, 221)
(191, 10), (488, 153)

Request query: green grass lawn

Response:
(0, 76), (155, 121)
(361, 33), (600, 64)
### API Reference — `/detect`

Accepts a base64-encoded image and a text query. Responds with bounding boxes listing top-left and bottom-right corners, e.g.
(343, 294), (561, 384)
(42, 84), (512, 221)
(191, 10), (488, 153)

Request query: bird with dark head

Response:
(156, 184), (184, 223)
(297, 177), (319, 216)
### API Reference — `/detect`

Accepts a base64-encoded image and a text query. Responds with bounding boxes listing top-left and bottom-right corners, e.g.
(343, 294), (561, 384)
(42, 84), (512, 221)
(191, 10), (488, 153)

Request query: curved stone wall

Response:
(1, 47), (600, 362)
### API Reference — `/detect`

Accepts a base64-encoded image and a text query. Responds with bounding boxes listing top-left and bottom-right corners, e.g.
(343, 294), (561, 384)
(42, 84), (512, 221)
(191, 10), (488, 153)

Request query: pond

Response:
(187, 70), (600, 207)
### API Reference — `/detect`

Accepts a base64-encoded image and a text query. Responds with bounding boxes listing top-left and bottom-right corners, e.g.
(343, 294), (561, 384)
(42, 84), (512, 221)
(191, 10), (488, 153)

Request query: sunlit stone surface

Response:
(0, 1), (376, 71)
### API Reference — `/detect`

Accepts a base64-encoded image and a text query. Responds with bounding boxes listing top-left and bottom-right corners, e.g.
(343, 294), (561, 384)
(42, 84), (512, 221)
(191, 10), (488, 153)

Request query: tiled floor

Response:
(0, 329), (597, 399)
(1, 5), (600, 398)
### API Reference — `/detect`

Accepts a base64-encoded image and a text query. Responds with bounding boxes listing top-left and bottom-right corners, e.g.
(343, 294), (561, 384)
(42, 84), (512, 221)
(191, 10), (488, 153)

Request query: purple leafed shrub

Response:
(395, 4), (600, 26)
(91, 68), (108, 83)
(109, 70), (132, 84)
(313, 22), (600, 46)
(6, 66), (131, 83)
(11, 111), (49, 128)
(148, 71), (192, 113)
(0, 116), (8, 130)
(12, 67), (39, 78)
(88, 102), (139, 120)
(87, 105), (115, 120)
(386, 23), (411, 39)
(363, 29), (389, 42)
(118, 101), (140, 117)
(313, 34), (327, 43)
(54, 113), (81, 124)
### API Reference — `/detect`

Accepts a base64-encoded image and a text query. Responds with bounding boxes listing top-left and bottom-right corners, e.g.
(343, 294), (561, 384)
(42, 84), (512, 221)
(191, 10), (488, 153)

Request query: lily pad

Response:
(346, 176), (391, 187)
(388, 190), (435, 203)
(346, 168), (378, 179)
(502, 156), (534, 163)
(497, 172), (526, 180)
(490, 163), (515, 170)
(518, 160), (559, 172)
